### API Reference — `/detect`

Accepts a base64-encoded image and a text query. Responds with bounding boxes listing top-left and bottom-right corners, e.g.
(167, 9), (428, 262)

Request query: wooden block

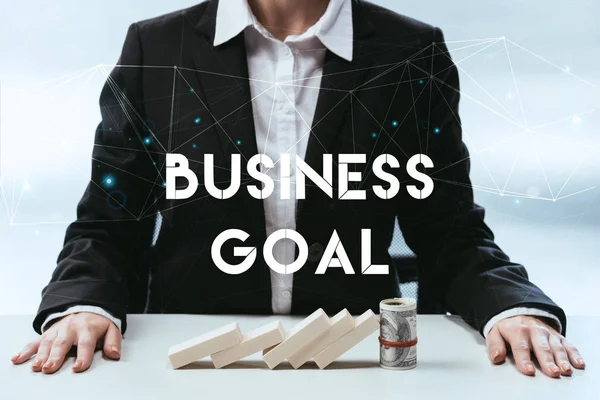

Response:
(288, 309), (354, 369)
(210, 321), (285, 369)
(312, 309), (379, 369)
(263, 308), (330, 369)
(168, 322), (242, 369)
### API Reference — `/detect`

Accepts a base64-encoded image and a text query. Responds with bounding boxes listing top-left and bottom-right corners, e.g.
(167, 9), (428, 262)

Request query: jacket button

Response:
(308, 243), (324, 261)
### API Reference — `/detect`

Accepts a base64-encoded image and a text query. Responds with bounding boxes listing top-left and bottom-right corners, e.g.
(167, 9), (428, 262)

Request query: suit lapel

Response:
(303, 48), (373, 172)
(181, 1), (272, 305)
(191, 3), (258, 165)
(186, 0), (267, 237)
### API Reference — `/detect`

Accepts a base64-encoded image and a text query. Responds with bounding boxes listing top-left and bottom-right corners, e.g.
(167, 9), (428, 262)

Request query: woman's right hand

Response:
(10, 312), (121, 374)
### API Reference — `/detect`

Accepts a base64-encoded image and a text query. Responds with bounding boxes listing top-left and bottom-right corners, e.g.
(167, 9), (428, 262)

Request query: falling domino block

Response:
(210, 321), (286, 369)
(287, 309), (354, 369)
(312, 309), (379, 369)
(168, 322), (242, 369)
(263, 308), (330, 369)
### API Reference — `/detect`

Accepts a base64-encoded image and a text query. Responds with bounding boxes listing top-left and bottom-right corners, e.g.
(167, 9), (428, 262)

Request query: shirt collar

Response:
(213, 0), (354, 61)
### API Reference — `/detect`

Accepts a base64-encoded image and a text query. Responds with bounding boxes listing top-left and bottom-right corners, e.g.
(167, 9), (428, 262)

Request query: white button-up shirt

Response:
(43, 0), (561, 337)
(214, 0), (353, 314)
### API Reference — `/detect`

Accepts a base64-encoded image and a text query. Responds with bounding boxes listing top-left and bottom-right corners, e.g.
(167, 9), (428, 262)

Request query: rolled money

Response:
(379, 298), (417, 370)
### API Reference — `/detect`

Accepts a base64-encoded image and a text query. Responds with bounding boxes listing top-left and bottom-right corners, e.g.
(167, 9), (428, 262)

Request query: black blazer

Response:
(34, 0), (566, 335)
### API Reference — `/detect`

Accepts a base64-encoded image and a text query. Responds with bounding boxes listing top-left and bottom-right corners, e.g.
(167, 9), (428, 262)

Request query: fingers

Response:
(11, 340), (41, 365)
(12, 313), (117, 374)
(505, 328), (536, 376)
(32, 329), (57, 372)
(102, 323), (122, 361)
(561, 337), (586, 370)
(530, 330), (561, 378)
(549, 335), (572, 376)
(72, 329), (99, 373)
(42, 327), (76, 374)
(486, 326), (507, 364)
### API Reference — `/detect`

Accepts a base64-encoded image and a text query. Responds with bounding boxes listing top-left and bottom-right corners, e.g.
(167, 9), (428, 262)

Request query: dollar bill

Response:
(379, 298), (417, 370)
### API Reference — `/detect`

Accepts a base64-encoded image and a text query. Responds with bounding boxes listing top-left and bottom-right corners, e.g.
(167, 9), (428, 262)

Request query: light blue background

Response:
(0, 0), (598, 315)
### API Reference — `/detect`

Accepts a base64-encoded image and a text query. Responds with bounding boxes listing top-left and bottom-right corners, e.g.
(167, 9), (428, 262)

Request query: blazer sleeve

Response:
(33, 23), (160, 334)
(396, 27), (566, 335)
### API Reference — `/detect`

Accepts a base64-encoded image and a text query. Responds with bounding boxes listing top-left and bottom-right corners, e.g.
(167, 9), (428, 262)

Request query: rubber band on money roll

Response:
(378, 336), (418, 349)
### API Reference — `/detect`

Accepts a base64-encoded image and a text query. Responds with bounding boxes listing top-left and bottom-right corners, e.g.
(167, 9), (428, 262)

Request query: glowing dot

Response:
(190, 87), (195, 93)
(553, 199), (556, 202)
(109, 127), (113, 131)
(565, 66), (571, 72)
(153, 162), (157, 166)
(194, 117), (201, 125)
(128, 137), (132, 141)
(434, 127), (441, 134)
(144, 137), (152, 145)
(103, 176), (115, 188)
(419, 79), (424, 85)
(515, 199), (520, 204)
(391, 120), (399, 128)
(371, 132), (377, 138)
(97, 164), (101, 168)
(500, 192), (504, 197)
(573, 115), (581, 124)
(236, 140), (242, 145)
(192, 143), (197, 149)
(162, 182), (167, 187)
(23, 182), (31, 191)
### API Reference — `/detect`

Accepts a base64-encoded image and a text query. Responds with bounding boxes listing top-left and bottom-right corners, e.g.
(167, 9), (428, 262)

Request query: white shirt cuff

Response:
(482, 307), (563, 338)
(41, 305), (123, 333)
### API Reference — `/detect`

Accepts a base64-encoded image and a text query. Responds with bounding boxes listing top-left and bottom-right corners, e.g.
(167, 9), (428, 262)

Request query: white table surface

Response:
(1, 314), (597, 400)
